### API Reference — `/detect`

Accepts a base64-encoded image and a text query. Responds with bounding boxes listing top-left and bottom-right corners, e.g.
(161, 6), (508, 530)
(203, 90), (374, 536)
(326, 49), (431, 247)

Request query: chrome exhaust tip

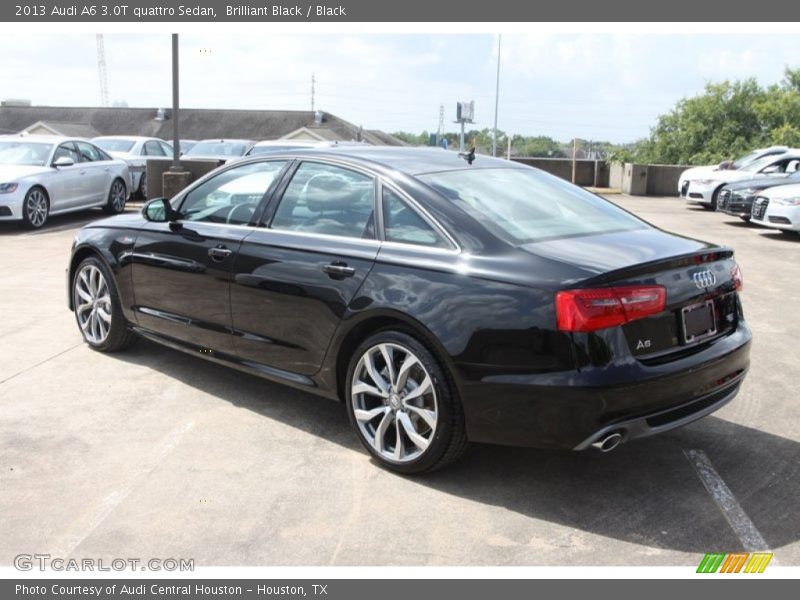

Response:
(591, 432), (624, 452)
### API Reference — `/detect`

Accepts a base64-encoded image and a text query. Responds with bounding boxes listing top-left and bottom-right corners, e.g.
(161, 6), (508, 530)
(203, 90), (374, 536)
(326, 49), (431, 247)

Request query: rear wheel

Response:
(21, 186), (49, 229)
(103, 178), (127, 215)
(137, 172), (147, 200)
(345, 330), (467, 474)
(72, 256), (137, 352)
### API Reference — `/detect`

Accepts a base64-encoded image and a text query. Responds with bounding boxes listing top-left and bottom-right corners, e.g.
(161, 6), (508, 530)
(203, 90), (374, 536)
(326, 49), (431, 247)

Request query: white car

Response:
(0, 135), (131, 229)
(183, 139), (255, 162)
(93, 136), (173, 199)
(683, 151), (800, 210)
(678, 146), (788, 197)
(750, 183), (800, 236)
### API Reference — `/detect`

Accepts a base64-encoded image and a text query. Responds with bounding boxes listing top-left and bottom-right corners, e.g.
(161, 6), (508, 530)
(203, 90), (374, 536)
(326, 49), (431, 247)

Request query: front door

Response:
(131, 160), (289, 355)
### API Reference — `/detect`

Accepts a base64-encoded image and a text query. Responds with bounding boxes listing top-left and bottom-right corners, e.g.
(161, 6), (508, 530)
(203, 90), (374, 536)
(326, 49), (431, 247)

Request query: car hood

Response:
(0, 164), (50, 180)
(724, 176), (800, 193)
(521, 227), (712, 276)
(763, 183), (800, 200)
(680, 165), (718, 181)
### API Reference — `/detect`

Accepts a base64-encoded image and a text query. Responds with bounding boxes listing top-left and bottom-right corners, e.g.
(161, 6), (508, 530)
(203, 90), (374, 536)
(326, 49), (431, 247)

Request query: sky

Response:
(1, 33), (799, 143)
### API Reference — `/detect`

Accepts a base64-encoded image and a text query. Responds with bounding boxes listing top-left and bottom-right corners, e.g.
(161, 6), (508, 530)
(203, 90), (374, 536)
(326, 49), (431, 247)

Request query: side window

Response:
(382, 187), (450, 248)
(178, 161), (287, 225)
(75, 141), (101, 162)
(52, 142), (80, 164)
(144, 141), (166, 157)
(159, 142), (173, 156)
(271, 162), (376, 239)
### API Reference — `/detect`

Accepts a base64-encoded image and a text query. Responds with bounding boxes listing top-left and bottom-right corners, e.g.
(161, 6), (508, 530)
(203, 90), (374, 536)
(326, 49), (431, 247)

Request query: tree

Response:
(633, 66), (800, 165)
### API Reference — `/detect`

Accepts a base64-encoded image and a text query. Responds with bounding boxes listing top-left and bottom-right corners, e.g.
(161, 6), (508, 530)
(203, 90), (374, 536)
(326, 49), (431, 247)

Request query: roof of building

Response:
(0, 106), (406, 146)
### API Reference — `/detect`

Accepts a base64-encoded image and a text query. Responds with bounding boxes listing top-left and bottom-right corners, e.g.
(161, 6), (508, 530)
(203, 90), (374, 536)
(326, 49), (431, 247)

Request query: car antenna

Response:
(458, 147), (476, 165)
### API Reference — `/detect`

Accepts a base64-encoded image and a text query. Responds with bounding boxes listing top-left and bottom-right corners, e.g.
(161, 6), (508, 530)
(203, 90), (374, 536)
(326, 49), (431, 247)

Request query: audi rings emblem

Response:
(693, 270), (717, 289)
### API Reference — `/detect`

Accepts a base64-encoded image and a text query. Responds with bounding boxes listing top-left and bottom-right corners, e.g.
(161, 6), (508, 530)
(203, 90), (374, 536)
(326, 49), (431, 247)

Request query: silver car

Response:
(0, 135), (131, 229)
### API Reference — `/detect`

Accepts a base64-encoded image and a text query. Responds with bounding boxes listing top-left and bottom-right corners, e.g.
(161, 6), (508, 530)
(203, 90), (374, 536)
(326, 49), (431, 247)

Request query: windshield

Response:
(731, 150), (763, 169)
(420, 167), (647, 244)
(94, 138), (135, 153)
(741, 156), (780, 173)
(186, 142), (248, 157)
(0, 141), (53, 166)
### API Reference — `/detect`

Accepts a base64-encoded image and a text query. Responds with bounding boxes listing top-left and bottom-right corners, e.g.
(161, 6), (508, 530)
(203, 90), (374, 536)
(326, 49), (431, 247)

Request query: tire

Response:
(103, 178), (127, 215)
(706, 186), (723, 211)
(20, 186), (49, 229)
(72, 256), (137, 352)
(739, 216), (751, 222)
(137, 172), (147, 200)
(345, 330), (467, 474)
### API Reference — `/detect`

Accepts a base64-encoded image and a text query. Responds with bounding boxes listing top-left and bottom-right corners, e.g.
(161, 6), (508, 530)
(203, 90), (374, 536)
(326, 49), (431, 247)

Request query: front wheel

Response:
(21, 187), (49, 229)
(103, 178), (127, 215)
(345, 330), (467, 474)
(72, 256), (137, 352)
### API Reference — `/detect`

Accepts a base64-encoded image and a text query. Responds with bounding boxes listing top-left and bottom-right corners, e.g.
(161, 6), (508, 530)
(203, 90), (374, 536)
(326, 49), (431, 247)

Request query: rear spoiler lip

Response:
(574, 246), (735, 288)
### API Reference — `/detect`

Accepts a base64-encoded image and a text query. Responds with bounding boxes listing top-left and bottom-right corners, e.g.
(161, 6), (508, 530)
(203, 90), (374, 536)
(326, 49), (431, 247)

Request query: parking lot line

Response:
(52, 420), (196, 558)
(684, 449), (770, 553)
(0, 342), (82, 386)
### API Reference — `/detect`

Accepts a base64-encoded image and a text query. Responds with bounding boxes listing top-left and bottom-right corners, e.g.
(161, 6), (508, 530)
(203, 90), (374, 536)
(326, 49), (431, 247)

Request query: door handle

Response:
(323, 262), (356, 278)
(208, 245), (233, 262)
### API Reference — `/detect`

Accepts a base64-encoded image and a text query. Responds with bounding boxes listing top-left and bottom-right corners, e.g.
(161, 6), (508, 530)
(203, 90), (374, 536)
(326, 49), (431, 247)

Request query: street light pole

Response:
(171, 33), (180, 170)
(492, 34), (501, 157)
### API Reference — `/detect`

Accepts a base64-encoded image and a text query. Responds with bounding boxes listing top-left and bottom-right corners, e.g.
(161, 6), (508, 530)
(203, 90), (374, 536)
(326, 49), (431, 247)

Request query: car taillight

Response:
(556, 285), (666, 332)
(731, 263), (743, 292)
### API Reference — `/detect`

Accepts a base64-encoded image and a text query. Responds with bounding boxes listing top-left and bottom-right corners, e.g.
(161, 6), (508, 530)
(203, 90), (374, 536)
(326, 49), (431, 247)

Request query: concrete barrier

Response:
(145, 158), (223, 199)
(511, 157), (610, 187)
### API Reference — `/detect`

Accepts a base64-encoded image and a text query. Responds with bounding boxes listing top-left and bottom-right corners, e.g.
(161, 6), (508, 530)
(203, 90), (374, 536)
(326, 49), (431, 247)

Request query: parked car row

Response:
(0, 135), (131, 229)
(679, 147), (800, 236)
(0, 134), (366, 228)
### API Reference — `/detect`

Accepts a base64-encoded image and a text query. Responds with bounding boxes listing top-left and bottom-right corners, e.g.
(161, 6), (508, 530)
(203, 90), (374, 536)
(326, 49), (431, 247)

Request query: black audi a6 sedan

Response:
(67, 147), (751, 473)
(717, 168), (800, 220)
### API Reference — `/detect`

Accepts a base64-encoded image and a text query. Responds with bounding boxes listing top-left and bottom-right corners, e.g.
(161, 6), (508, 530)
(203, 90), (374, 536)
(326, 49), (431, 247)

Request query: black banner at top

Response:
(0, 0), (794, 22)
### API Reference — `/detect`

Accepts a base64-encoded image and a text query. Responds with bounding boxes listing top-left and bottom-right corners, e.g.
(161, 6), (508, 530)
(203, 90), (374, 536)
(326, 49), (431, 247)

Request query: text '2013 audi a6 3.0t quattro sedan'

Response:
(67, 147), (751, 473)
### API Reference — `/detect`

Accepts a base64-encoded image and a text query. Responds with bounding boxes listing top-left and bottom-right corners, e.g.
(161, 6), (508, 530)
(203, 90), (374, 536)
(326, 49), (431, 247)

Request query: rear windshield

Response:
(94, 138), (135, 153)
(419, 167), (647, 244)
(187, 142), (248, 157)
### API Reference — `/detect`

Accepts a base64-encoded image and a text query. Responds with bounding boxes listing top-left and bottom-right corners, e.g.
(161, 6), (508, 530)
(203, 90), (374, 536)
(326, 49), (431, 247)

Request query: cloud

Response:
(0, 33), (797, 143)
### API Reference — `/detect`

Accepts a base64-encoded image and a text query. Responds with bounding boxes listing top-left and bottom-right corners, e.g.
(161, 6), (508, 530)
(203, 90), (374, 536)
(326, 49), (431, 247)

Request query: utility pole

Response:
(572, 138), (577, 184)
(96, 34), (110, 107)
(171, 34), (180, 169)
(437, 105), (444, 146)
(311, 73), (315, 112)
(492, 34), (501, 157)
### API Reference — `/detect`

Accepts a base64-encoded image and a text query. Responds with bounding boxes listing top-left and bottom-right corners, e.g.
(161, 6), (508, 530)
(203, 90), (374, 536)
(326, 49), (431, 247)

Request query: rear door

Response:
(231, 160), (380, 375)
(75, 141), (111, 205)
(131, 160), (289, 354)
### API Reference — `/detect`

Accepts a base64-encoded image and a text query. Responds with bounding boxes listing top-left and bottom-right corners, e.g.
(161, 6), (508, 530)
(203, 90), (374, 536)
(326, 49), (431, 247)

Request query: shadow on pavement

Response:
(115, 339), (800, 557)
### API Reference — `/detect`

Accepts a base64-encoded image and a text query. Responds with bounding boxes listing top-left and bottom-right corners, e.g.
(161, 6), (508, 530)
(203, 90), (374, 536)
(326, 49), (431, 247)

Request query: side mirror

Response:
(142, 197), (177, 223)
(53, 156), (74, 168)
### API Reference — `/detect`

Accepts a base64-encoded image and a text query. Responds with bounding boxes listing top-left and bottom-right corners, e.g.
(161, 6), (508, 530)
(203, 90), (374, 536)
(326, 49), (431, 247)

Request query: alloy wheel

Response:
(111, 180), (126, 212)
(351, 343), (438, 463)
(74, 265), (112, 344)
(26, 189), (48, 228)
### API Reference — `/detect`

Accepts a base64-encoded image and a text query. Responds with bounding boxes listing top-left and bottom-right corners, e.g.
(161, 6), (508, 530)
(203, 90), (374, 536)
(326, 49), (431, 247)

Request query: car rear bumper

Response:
(458, 323), (752, 449)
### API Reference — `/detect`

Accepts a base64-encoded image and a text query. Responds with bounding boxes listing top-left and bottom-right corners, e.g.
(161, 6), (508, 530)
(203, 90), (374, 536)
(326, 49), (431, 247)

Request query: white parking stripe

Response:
(684, 449), (770, 552)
